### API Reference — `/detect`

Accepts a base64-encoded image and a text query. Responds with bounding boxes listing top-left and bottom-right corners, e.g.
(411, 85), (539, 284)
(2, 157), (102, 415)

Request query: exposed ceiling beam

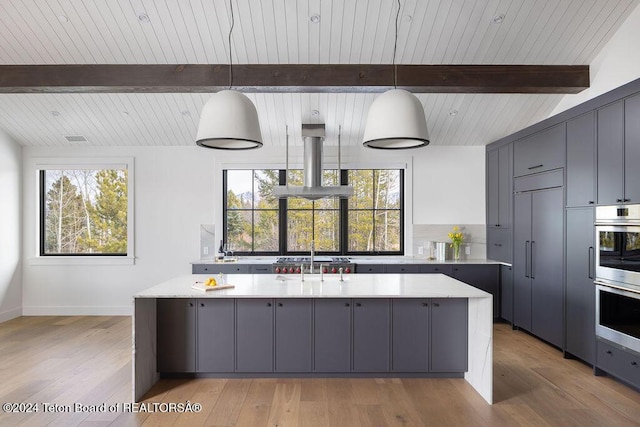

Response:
(0, 64), (589, 94)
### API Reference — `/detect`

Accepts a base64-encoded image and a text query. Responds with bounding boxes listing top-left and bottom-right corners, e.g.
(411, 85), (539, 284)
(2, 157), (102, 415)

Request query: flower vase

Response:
(453, 242), (461, 261)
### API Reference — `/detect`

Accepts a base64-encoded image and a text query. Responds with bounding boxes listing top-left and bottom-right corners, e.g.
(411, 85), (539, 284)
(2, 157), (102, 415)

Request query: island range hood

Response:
(273, 124), (353, 200)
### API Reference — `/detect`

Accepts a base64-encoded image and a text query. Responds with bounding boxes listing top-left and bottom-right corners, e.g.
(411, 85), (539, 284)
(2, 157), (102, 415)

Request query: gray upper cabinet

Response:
(597, 101), (625, 205)
(624, 93), (640, 204)
(314, 299), (351, 372)
(352, 299), (390, 372)
(157, 298), (196, 372)
(513, 123), (566, 178)
(487, 227), (511, 263)
(565, 207), (595, 365)
(487, 143), (512, 228)
(275, 299), (312, 372)
(430, 298), (468, 372)
(236, 298), (274, 372)
(566, 112), (596, 207)
(197, 299), (235, 372)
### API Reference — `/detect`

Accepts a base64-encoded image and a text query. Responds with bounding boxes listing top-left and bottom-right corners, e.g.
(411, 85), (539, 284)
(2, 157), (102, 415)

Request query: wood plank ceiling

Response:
(0, 0), (638, 148)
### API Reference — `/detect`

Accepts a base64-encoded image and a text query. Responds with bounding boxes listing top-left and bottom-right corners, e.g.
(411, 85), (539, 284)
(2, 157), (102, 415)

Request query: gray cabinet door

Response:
(275, 299), (312, 372)
(498, 144), (512, 227)
(357, 264), (385, 273)
(392, 299), (429, 372)
(249, 264), (272, 274)
(597, 101), (625, 205)
(419, 264), (452, 275)
(567, 112), (596, 207)
(236, 298), (273, 372)
(513, 192), (533, 331)
(487, 148), (500, 227)
(197, 299), (235, 372)
(566, 207), (595, 364)
(157, 298), (196, 372)
(625, 93), (640, 204)
(500, 265), (514, 323)
(314, 299), (351, 372)
(385, 264), (421, 273)
(531, 187), (564, 348)
(192, 264), (249, 274)
(487, 227), (511, 263)
(451, 265), (499, 318)
(513, 123), (566, 177)
(431, 298), (468, 372)
(353, 299), (390, 372)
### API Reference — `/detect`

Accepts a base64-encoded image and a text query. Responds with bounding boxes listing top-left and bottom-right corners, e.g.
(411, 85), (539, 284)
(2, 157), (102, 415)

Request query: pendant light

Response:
(196, 0), (263, 150)
(362, 0), (429, 149)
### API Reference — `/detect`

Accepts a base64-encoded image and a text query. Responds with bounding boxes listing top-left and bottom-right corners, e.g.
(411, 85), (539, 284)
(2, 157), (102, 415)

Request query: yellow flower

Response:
(449, 226), (463, 244)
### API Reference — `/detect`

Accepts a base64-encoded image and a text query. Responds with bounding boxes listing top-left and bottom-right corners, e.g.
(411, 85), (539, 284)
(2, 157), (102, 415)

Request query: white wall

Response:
(551, 3), (640, 115)
(0, 131), (22, 322)
(21, 143), (486, 315)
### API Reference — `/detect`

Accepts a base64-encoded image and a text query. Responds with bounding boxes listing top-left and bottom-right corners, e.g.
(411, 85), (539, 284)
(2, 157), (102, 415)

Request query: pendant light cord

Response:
(392, 0), (400, 89)
(228, 0), (235, 89)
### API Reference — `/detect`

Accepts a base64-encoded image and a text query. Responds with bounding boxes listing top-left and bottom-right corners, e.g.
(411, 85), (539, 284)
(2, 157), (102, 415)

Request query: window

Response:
(37, 158), (134, 261)
(223, 168), (403, 255)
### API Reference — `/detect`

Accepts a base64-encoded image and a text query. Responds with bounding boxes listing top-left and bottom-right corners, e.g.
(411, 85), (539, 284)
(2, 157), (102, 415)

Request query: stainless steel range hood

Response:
(273, 124), (353, 200)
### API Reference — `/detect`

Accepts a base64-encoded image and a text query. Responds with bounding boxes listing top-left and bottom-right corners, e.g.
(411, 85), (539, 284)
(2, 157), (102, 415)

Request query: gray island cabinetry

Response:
(133, 273), (493, 404)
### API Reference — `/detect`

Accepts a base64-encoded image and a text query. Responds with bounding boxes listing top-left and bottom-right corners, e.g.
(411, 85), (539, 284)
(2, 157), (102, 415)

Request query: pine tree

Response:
(45, 174), (88, 253)
(88, 170), (128, 253)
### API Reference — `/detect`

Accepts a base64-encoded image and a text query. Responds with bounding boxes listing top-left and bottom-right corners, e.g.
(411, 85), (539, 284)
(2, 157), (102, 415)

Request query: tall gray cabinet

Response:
(486, 143), (512, 264)
(513, 171), (564, 348)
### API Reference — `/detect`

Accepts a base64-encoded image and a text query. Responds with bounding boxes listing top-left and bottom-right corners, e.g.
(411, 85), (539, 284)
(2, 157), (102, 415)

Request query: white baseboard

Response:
(22, 306), (133, 316)
(0, 307), (22, 323)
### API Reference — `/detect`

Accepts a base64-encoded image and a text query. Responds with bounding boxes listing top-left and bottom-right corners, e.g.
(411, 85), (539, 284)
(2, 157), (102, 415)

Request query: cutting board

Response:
(191, 282), (235, 292)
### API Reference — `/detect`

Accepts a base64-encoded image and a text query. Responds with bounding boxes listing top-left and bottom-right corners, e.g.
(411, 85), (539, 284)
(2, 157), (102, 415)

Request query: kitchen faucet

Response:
(310, 240), (315, 274)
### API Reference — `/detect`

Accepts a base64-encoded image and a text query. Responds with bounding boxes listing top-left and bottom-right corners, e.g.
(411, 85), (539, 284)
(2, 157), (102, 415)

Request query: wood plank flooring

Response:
(1, 316), (639, 426)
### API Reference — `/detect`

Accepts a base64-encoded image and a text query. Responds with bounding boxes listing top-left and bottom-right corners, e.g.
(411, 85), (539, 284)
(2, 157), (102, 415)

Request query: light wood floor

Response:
(1, 317), (640, 426)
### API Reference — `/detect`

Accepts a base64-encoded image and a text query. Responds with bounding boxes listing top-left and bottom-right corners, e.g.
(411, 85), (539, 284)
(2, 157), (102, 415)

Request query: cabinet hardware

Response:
(433, 302), (440, 307)
(495, 224), (501, 227)
(355, 302), (362, 307)
(494, 243), (503, 247)
(588, 247), (594, 280)
(606, 350), (612, 355)
(632, 361), (638, 366)
(528, 164), (544, 170)
(624, 198), (631, 202)
(588, 201), (594, 204)
(531, 241), (536, 279)
(617, 198), (623, 203)
(344, 302), (350, 307)
(421, 302), (428, 307)
(525, 241), (530, 278)
(200, 303), (204, 307)
(278, 302), (283, 307)
(189, 302), (194, 307)
(266, 302), (272, 307)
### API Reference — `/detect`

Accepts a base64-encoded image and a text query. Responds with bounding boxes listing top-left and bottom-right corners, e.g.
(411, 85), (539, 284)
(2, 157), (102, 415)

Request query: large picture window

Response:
(223, 168), (403, 255)
(37, 158), (134, 260)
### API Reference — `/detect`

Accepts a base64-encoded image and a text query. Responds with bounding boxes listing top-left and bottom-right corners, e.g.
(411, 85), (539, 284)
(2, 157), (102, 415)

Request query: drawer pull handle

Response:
(624, 198), (631, 203)
(278, 302), (283, 307)
(344, 303), (350, 307)
(588, 201), (594, 205)
(189, 302), (194, 307)
(606, 350), (612, 355)
(267, 303), (272, 307)
(494, 243), (503, 247)
(433, 303), (440, 307)
(200, 303), (204, 307)
(617, 199), (623, 203)
(355, 303), (362, 307)
(528, 164), (544, 170)
(632, 361), (638, 366)
(421, 302), (428, 307)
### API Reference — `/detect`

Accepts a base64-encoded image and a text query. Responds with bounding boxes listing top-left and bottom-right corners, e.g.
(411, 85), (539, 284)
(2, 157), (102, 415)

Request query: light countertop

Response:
(134, 273), (492, 299)
(192, 256), (506, 265)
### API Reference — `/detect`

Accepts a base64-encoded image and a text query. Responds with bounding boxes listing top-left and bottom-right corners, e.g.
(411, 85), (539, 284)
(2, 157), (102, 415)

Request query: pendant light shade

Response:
(196, 90), (263, 150)
(362, 89), (430, 149)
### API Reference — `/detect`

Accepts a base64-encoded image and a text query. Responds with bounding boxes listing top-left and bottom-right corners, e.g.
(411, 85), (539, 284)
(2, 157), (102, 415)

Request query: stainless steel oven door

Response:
(595, 225), (640, 287)
(596, 283), (640, 353)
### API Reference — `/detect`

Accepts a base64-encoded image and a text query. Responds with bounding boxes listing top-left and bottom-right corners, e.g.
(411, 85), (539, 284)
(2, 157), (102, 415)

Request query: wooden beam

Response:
(0, 64), (589, 94)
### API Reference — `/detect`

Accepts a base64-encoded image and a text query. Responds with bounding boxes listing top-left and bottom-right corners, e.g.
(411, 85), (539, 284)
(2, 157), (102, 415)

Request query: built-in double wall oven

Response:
(595, 205), (640, 354)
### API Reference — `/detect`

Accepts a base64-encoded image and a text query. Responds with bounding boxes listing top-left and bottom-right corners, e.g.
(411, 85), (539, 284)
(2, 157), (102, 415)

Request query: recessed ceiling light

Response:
(181, 110), (191, 117)
(49, 110), (60, 117)
(448, 109), (459, 117)
(122, 111), (129, 116)
(311, 109), (320, 116)
(137, 12), (150, 23)
(492, 14), (505, 24)
(403, 15), (412, 23)
(58, 15), (69, 23)
(310, 14), (320, 24)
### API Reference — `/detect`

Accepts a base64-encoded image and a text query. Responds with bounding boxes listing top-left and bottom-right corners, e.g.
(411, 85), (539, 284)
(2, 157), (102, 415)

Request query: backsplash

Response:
(412, 224), (486, 260)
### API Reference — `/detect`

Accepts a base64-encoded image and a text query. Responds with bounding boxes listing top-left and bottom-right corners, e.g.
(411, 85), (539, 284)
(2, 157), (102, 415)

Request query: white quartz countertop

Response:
(134, 273), (492, 299)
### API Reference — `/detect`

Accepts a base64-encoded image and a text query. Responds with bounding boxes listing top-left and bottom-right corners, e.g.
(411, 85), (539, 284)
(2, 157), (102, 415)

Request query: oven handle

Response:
(588, 246), (594, 279)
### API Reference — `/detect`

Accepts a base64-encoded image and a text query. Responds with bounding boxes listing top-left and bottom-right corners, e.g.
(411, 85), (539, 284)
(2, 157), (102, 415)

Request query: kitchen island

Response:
(133, 273), (493, 404)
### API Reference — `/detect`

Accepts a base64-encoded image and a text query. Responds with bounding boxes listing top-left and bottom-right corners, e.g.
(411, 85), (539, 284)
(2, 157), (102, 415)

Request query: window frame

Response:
(223, 168), (404, 256)
(34, 157), (135, 265)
